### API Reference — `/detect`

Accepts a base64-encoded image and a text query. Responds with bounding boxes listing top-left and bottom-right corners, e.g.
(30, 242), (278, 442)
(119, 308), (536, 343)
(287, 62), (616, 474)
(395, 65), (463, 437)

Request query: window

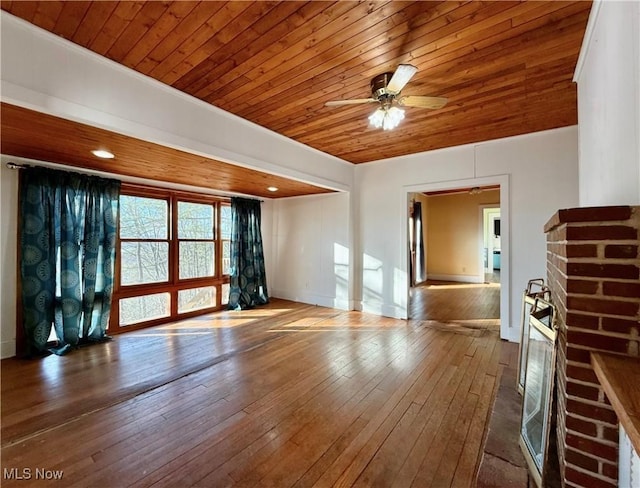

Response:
(112, 187), (231, 331)
(178, 201), (215, 279)
(120, 293), (171, 326)
(119, 195), (169, 286)
(178, 286), (216, 314)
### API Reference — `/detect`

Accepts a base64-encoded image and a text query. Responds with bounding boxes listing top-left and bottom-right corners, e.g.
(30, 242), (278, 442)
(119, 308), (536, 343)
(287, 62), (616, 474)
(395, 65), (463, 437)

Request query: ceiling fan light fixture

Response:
(369, 106), (405, 130)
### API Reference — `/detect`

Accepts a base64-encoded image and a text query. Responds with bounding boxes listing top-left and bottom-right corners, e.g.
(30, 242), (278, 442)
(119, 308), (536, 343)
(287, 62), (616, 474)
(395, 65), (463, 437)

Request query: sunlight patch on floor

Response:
(424, 282), (500, 290)
(128, 332), (217, 337)
(130, 308), (295, 331)
(450, 318), (501, 327)
(268, 314), (409, 332)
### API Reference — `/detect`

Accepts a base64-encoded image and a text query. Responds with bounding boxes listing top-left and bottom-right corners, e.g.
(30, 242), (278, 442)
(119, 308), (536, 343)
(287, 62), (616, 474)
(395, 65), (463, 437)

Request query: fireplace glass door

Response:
(520, 299), (557, 488)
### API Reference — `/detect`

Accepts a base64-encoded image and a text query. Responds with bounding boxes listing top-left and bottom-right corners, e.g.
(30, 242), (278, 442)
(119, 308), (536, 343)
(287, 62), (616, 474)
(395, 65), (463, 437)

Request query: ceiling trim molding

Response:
(573, 0), (602, 82)
(357, 125), (579, 167)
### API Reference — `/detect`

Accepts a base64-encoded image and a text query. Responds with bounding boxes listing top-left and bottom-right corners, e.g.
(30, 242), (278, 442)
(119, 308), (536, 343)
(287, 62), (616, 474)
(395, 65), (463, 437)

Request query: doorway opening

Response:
(481, 205), (501, 284)
(407, 183), (504, 337)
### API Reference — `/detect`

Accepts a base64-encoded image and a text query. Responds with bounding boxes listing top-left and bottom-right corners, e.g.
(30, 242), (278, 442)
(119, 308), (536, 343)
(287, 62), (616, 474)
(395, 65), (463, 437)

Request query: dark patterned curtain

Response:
(227, 197), (269, 310)
(19, 167), (120, 356)
(412, 201), (426, 285)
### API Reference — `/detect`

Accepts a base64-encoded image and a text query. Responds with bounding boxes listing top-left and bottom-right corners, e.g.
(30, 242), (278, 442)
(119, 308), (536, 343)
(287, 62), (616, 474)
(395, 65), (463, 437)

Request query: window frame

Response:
(111, 184), (231, 332)
(118, 191), (171, 289)
(175, 197), (217, 282)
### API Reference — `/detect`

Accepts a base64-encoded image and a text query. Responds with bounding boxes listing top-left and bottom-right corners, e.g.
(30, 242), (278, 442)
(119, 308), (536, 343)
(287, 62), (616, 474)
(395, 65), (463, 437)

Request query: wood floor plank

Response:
(1, 282), (505, 487)
(136, 327), (426, 486)
(390, 353), (474, 488)
(319, 334), (474, 488)
(431, 388), (480, 486)
(351, 337), (460, 486)
(409, 337), (495, 487)
(230, 332), (441, 485)
(451, 373), (497, 488)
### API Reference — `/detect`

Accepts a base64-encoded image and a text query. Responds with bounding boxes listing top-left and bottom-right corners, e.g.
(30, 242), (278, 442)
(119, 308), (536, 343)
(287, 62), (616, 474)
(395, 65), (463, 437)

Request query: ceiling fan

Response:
(325, 64), (447, 130)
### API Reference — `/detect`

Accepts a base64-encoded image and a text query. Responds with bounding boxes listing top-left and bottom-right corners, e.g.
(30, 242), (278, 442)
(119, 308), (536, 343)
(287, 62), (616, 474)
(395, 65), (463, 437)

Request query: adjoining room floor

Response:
(409, 280), (501, 331)
(3, 298), (507, 487)
(484, 269), (501, 284)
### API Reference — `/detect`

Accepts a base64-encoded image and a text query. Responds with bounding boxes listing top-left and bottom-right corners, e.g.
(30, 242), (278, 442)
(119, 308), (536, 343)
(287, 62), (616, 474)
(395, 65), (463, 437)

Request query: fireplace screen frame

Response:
(519, 298), (557, 488)
(516, 279), (549, 394)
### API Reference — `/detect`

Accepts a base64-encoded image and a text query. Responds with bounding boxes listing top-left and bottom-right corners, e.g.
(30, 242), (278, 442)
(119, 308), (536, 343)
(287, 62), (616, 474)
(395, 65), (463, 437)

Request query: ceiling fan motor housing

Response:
(371, 72), (396, 100)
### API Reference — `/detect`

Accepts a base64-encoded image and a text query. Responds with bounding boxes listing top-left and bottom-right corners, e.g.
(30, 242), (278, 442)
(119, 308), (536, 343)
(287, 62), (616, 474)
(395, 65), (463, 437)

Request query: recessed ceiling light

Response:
(267, 186), (278, 192)
(91, 149), (115, 159)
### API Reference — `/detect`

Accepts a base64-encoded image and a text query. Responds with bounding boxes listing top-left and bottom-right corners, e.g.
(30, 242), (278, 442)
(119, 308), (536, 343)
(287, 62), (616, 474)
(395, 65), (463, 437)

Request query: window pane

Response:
(179, 242), (215, 279)
(178, 286), (216, 314)
(221, 205), (232, 240)
(222, 283), (230, 305)
(178, 202), (214, 239)
(121, 242), (169, 285)
(120, 293), (170, 326)
(222, 240), (231, 275)
(120, 196), (168, 239)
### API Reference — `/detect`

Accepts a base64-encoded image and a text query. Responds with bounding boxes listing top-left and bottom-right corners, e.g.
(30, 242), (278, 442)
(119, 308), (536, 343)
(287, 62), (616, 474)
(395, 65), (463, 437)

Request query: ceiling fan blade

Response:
(386, 64), (418, 94)
(325, 98), (377, 107)
(398, 95), (448, 109)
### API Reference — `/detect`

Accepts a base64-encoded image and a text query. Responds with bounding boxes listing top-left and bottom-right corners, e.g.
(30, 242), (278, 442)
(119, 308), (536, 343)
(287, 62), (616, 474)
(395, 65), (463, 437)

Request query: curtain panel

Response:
(227, 197), (269, 310)
(413, 201), (426, 284)
(19, 167), (120, 356)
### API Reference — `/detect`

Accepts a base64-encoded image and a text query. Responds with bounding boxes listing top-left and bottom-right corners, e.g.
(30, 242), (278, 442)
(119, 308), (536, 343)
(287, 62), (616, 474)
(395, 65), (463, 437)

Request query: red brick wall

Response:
(545, 206), (639, 488)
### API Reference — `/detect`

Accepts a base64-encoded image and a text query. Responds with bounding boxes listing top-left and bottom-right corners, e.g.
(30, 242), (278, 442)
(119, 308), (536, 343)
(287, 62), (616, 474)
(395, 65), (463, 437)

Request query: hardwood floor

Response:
(409, 281), (501, 335)
(1, 297), (506, 487)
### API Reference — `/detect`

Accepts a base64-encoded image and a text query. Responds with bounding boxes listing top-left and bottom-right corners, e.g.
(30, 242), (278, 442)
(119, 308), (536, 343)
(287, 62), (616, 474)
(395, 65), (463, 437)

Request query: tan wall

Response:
(426, 190), (499, 278)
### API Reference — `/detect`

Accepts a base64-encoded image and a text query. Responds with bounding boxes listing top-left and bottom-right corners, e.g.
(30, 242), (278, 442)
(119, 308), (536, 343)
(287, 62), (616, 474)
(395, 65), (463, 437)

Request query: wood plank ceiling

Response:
(1, 1), (591, 168)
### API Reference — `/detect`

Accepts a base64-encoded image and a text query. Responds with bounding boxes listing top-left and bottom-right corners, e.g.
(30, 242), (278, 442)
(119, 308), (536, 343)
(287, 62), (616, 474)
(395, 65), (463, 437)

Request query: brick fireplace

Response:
(545, 206), (640, 487)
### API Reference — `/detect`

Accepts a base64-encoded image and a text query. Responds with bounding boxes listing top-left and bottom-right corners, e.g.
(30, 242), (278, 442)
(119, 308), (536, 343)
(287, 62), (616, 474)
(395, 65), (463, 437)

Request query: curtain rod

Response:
(6, 162), (28, 170)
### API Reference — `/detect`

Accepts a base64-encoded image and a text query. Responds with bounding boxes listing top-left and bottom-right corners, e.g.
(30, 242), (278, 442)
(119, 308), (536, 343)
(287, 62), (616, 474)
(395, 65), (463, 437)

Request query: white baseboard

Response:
(271, 289), (350, 311)
(1, 340), (16, 359)
(273, 292), (406, 320)
(360, 301), (407, 319)
(427, 273), (484, 284)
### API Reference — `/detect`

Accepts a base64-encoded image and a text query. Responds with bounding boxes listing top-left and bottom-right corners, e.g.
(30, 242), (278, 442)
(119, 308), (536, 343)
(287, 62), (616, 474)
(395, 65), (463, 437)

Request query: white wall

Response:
(355, 127), (580, 341)
(1, 162), (19, 358)
(0, 12), (353, 193)
(270, 192), (351, 310)
(575, 0), (640, 206)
